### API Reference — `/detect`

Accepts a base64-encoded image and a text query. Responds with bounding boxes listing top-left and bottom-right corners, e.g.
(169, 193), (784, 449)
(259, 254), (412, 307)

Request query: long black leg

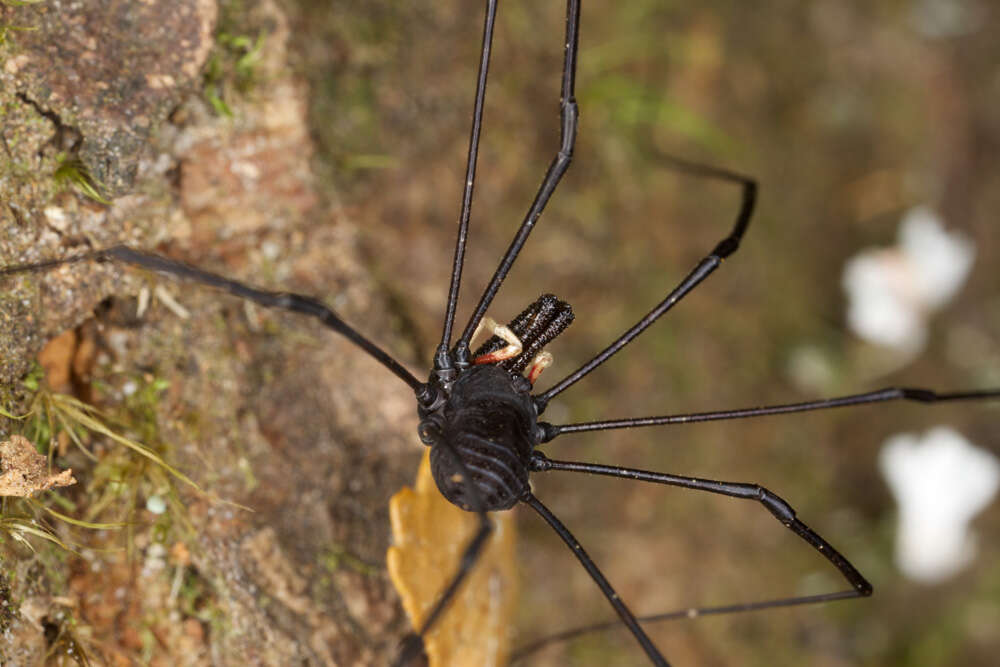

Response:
(536, 164), (756, 409)
(517, 451), (874, 662)
(435, 0), (499, 373)
(532, 450), (872, 596)
(541, 386), (1000, 441)
(0, 246), (428, 395)
(392, 441), (494, 666)
(453, 0), (582, 366)
(512, 590), (859, 663)
(523, 492), (670, 667)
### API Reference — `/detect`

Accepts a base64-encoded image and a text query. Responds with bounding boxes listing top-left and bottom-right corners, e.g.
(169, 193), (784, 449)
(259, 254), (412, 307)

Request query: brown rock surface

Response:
(1, 0), (418, 663)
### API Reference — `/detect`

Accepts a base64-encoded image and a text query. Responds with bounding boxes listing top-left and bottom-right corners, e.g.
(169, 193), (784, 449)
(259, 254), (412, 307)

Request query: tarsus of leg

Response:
(535, 451), (871, 587)
(511, 590), (860, 663)
(522, 452), (872, 663)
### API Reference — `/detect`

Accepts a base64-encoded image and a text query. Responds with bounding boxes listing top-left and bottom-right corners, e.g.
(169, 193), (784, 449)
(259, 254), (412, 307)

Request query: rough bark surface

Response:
(1, 1), (417, 664)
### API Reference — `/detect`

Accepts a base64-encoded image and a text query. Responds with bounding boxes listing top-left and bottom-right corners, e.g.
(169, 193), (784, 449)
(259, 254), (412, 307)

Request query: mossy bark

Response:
(1, 1), (416, 663)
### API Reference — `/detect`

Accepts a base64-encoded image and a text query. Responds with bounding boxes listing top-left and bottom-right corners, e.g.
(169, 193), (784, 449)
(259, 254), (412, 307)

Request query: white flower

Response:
(842, 206), (974, 354)
(146, 495), (167, 514)
(879, 426), (1000, 583)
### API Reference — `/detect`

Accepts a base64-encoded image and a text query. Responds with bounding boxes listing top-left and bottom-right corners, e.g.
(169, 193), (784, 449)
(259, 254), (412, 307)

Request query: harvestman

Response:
(3, 1), (999, 665)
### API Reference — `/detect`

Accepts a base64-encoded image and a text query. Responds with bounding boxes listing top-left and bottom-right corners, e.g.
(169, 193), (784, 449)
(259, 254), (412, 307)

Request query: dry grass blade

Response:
(45, 393), (202, 493)
(0, 516), (71, 553)
(36, 503), (127, 531)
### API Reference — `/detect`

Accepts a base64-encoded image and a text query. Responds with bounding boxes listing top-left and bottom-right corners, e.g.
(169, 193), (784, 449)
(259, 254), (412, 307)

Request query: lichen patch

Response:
(0, 435), (76, 497)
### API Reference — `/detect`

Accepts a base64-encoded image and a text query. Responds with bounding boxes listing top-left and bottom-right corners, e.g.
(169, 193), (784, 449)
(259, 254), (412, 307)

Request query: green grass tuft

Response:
(53, 156), (111, 205)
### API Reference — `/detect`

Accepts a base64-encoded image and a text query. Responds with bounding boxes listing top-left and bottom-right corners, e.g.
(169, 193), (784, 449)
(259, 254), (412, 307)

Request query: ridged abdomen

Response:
(429, 365), (538, 511)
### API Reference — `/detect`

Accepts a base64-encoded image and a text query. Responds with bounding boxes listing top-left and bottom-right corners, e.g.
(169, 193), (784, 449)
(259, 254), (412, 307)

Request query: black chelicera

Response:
(3, 1), (999, 665)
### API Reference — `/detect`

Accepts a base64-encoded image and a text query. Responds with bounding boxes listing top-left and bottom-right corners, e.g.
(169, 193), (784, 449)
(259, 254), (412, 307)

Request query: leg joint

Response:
(758, 486), (796, 524)
(560, 99), (578, 154)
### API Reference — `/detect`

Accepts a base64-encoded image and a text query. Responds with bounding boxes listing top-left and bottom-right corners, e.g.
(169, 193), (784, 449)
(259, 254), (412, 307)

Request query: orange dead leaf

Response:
(37, 325), (99, 400)
(0, 435), (76, 497)
(38, 329), (77, 393)
(388, 449), (517, 667)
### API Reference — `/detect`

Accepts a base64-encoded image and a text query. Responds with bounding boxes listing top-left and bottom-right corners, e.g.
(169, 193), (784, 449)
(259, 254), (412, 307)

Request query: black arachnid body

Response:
(2, 0), (1000, 665)
(421, 293), (573, 511)
(424, 362), (540, 512)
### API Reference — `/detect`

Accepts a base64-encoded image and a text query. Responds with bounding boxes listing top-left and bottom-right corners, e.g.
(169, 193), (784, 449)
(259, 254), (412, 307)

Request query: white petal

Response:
(841, 205), (975, 353)
(879, 427), (1000, 582)
(842, 251), (925, 351)
(897, 206), (975, 310)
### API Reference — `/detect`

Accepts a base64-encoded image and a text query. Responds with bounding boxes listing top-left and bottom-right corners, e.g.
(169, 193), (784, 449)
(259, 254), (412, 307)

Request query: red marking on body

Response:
(527, 352), (553, 384)
(473, 349), (518, 365)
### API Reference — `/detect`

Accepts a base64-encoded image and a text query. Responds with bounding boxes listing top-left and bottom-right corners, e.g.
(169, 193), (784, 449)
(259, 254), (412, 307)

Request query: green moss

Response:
(202, 0), (266, 117)
(0, 1), (44, 49)
(0, 563), (16, 631)
(42, 610), (93, 667)
(53, 155), (111, 205)
(0, 22), (32, 48)
(2, 366), (202, 558)
(176, 567), (225, 631)
(320, 542), (379, 577)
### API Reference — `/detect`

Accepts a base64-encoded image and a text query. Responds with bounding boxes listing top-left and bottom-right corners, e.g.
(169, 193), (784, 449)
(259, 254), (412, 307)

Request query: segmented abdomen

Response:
(430, 365), (538, 511)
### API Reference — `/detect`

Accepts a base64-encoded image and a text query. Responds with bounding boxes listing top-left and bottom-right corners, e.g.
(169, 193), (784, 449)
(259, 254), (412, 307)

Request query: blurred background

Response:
(287, 1), (999, 665)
